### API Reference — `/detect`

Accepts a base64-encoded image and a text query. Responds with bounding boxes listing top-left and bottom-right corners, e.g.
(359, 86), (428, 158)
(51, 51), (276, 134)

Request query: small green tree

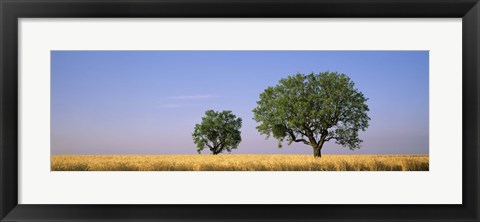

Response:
(252, 72), (370, 158)
(192, 110), (242, 155)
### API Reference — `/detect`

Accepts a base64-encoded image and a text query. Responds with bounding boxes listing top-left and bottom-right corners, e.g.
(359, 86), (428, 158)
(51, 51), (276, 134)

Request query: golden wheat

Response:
(51, 154), (428, 171)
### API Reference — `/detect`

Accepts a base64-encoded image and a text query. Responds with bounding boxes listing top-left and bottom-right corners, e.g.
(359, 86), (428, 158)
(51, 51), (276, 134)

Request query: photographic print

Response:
(51, 51), (428, 171)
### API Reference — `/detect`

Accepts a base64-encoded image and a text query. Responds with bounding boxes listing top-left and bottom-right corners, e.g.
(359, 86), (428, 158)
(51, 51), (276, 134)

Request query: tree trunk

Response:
(313, 135), (326, 158)
(313, 147), (321, 158)
(312, 132), (327, 158)
(212, 146), (221, 155)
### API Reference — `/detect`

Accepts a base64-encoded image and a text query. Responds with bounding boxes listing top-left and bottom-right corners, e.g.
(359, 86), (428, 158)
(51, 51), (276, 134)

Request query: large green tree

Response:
(192, 110), (242, 155)
(252, 72), (370, 158)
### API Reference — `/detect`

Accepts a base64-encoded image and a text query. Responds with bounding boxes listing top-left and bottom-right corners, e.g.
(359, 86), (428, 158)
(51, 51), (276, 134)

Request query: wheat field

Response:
(51, 154), (429, 171)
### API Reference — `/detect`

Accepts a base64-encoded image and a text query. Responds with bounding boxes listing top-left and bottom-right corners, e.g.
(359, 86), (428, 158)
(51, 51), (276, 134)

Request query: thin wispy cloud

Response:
(168, 95), (219, 100)
(161, 104), (189, 108)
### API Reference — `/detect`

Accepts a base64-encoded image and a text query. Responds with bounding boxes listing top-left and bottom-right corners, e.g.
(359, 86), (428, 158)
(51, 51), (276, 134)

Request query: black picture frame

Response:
(1, 0), (479, 221)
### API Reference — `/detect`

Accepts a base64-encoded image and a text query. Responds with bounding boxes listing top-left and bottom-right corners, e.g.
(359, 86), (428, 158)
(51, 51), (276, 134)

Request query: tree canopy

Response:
(252, 72), (370, 157)
(192, 110), (242, 155)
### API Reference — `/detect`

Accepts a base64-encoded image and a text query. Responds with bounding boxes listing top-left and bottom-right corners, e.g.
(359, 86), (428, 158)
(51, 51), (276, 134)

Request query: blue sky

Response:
(51, 51), (428, 155)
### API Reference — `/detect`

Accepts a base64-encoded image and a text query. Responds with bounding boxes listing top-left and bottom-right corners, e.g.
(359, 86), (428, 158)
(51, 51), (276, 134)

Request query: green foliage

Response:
(192, 110), (242, 155)
(252, 72), (370, 156)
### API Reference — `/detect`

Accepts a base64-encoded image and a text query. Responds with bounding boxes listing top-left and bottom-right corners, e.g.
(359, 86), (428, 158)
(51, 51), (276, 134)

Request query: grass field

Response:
(51, 154), (429, 171)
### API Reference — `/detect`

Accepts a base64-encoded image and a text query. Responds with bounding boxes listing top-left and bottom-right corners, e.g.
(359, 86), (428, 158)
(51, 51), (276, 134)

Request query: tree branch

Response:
(325, 135), (339, 142)
(201, 136), (214, 149)
(287, 130), (310, 145)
